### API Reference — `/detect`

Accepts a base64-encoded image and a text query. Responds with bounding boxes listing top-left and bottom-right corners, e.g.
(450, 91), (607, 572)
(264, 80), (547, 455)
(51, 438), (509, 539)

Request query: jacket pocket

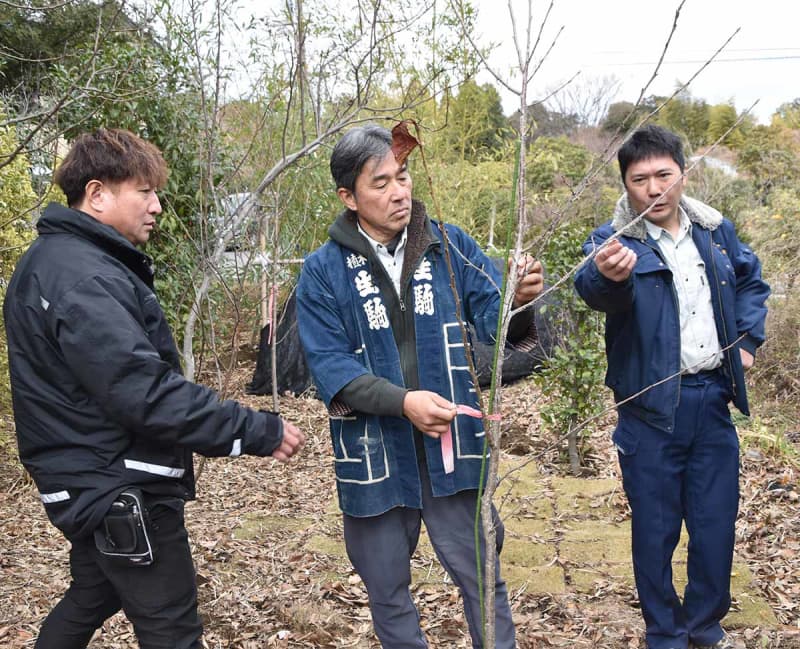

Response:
(330, 415), (390, 485)
(612, 419), (639, 457)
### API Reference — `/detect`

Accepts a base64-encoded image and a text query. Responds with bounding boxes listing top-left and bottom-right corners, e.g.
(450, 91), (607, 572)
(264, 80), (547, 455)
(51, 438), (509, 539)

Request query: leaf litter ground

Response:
(1, 368), (798, 648)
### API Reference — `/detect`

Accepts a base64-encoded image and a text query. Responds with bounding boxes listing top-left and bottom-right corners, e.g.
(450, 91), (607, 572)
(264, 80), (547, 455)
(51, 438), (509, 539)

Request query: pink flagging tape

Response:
(442, 404), (502, 474)
(455, 404), (502, 421)
(441, 428), (454, 474)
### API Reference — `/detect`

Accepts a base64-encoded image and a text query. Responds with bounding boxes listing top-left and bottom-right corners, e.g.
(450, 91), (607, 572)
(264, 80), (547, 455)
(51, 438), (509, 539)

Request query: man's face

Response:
(623, 155), (686, 230)
(98, 178), (162, 247)
(338, 150), (412, 244)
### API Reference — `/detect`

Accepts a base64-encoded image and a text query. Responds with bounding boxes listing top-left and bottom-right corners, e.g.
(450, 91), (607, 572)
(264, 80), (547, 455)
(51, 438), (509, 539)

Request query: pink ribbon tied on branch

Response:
(441, 404), (502, 474)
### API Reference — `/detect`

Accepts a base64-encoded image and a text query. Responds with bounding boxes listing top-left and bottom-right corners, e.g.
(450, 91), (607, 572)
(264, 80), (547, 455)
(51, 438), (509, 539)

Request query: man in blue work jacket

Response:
(296, 123), (544, 648)
(574, 124), (769, 649)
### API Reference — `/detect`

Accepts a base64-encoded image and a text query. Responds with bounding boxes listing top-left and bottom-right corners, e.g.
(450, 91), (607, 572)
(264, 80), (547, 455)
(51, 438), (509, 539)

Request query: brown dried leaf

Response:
(391, 120), (419, 166)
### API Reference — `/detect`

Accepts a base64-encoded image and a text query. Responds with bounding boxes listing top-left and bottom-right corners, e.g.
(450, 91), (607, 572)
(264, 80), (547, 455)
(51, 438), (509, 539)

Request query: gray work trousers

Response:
(342, 463), (516, 648)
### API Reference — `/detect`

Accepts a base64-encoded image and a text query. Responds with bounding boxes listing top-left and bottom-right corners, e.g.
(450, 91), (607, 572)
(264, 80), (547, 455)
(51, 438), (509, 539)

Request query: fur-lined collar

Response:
(611, 194), (724, 240)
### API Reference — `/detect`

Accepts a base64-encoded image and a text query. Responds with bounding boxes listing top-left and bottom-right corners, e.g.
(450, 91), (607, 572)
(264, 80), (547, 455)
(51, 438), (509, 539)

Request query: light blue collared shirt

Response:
(645, 209), (722, 373)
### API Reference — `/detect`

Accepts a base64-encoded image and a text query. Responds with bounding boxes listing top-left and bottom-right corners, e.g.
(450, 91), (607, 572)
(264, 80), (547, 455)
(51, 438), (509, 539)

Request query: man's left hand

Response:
(740, 348), (754, 370)
(511, 255), (544, 308)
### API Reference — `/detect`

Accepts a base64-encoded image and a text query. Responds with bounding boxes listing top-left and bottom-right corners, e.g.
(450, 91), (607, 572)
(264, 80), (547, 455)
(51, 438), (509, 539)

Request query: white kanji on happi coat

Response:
(414, 258), (433, 281)
(355, 270), (380, 298)
(413, 284), (435, 316)
(363, 297), (390, 330)
(346, 253), (367, 269)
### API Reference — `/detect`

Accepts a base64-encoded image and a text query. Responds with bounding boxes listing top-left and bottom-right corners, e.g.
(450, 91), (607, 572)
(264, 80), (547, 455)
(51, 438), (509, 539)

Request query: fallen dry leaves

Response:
(1, 366), (798, 648)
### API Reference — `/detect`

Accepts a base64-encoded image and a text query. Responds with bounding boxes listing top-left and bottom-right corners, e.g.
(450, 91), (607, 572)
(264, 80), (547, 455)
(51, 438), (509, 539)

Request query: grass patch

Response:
(561, 520), (631, 564)
(502, 537), (556, 567)
(233, 513), (314, 540)
(503, 564), (565, 593)
(570, 564), (635, 591)
(505, 515), (552, 538)
(497, 456), (544, 500)
(305, 533), (348, 558)
(736, 412), (800, 464)
(553, 477), (621, 517)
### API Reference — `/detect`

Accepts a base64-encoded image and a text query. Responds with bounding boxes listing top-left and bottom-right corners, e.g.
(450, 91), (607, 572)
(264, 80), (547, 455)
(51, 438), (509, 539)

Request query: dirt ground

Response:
(1, 368), (798, 648)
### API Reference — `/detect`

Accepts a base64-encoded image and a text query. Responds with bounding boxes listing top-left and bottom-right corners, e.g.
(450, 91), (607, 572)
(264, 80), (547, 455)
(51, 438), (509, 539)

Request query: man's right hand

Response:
(595, 238), (637, 282)
(271, 420), (306, 462)
(402, 390), (457, 439)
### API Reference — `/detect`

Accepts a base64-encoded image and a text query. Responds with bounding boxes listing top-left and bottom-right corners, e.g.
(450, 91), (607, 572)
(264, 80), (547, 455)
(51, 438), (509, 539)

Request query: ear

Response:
(337, 187), (357, 212)
(83, 179), (109, 214)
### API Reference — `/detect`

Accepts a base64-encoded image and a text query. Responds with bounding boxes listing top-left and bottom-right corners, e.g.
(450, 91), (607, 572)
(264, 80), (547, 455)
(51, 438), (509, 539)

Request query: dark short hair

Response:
(330, 124), (392, 192)
(617, 124), (685, 182)
(54, 128), (168, 206)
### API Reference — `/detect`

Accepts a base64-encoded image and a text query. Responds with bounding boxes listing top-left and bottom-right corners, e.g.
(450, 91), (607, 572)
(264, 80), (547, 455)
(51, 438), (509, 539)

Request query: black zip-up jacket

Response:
(4, 203), (284, 539)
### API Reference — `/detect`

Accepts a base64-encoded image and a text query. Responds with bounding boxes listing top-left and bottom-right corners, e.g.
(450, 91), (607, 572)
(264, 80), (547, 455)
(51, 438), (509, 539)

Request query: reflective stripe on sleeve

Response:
(40, 490), (70, 503)
(123, 459), (185, 478)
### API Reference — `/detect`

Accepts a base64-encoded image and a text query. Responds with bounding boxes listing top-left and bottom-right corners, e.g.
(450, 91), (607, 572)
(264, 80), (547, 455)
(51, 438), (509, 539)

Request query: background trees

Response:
(3, 0), (799, 458)
(3, 1), (800, 644)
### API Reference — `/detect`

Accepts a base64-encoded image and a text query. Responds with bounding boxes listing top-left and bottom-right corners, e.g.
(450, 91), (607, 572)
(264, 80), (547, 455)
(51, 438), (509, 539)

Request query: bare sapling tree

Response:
(447, 0), (744, 642)
(444, 0), (565, 642)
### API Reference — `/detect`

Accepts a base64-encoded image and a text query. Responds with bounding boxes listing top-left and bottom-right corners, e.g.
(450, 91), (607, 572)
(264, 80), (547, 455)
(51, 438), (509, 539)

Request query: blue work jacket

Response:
(574, 195), (770, 432)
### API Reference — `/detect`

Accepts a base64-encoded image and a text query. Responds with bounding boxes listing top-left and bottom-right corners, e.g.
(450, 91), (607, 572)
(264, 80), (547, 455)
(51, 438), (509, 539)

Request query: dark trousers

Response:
(343, 463), (516, 648)
(36, 499), (202, 649)
(616, 371), (739, 649)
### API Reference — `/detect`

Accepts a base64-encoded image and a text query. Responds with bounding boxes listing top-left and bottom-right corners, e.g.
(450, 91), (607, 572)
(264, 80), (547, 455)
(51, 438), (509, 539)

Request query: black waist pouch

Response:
(94, 487), (155, 566)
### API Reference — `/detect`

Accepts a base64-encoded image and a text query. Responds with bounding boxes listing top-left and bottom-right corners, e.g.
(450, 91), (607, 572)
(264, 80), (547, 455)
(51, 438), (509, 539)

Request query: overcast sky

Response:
(472, 0), (800, 123)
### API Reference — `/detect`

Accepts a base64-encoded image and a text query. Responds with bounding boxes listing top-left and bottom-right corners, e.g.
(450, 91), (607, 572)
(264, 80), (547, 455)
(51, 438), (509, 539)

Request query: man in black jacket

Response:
(3, 128), (305, 649)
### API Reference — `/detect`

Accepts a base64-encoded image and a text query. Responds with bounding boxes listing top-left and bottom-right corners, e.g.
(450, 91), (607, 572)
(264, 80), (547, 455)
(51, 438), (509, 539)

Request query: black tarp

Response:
(247, 289), (312, 396)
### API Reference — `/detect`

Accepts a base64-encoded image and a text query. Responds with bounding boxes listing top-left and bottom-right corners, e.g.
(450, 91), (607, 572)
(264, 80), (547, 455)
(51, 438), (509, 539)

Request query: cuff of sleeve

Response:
(383, 384), (409, 418)
(253, 410), (284, 455)
(739, 334), (759, 357)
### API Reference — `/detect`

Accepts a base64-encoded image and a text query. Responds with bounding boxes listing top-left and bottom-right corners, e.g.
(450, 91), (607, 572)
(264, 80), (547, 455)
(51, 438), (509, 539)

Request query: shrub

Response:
(1, 111), (38, 442)
(532, 215), (606, 474)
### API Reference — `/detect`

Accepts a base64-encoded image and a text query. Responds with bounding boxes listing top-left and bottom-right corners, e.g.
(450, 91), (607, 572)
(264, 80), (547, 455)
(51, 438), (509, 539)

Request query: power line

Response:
(588, 55), (800, 67)
(591, 47), (800, 55)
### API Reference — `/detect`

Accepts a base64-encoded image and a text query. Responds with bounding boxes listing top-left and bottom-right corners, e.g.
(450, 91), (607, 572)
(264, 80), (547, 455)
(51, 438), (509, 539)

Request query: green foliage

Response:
(736, 124), (800, 203)
(438, 80), (511, 163)
(772, 98), (800, 129)
(509, 104), (580, 139)
(706, 103), (745, 148)
(532, 217), (606, 465)
(654, 90), (710, 149)
(738, 187), (800, 425)
(601, 100), (641, 134)
(411, 159), (514, 246)
(684, 167), (758, 228)
(1, 111), (37, 414)
(0, 0), (133, 103)
(526, 136), (592, 195)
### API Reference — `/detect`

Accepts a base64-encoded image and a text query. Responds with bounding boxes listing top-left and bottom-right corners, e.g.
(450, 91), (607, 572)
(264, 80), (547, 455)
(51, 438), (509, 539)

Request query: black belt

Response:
(680, 366), (722, 384)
